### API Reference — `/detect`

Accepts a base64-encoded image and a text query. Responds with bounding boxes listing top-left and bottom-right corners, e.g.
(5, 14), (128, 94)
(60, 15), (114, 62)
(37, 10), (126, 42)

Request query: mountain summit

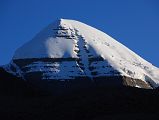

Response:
(2, 19), (159, 90)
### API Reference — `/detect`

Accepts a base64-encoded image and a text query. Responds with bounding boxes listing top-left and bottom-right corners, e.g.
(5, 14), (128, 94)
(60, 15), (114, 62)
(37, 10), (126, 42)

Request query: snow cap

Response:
(12, 19), (159, 87)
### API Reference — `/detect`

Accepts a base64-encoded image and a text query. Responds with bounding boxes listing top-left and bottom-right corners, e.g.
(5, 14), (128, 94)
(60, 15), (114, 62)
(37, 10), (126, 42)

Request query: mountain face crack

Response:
(74, 29), (92, 79)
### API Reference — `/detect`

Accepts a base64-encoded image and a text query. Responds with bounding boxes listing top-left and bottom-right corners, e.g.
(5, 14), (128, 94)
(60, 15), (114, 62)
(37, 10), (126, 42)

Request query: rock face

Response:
(2, 19), (159, 91)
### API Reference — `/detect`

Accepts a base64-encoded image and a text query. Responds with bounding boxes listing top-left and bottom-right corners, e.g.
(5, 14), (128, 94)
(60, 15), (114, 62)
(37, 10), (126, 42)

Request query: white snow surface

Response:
(24, 61), (85, 80)
(12, 19), (159, 87)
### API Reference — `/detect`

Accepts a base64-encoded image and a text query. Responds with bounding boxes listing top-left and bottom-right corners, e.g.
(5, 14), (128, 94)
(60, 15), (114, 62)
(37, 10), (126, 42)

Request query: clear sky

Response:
(0, 0), (159, 67)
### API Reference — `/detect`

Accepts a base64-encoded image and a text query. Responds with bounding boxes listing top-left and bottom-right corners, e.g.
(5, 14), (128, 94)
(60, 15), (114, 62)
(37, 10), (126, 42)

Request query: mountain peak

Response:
(53, 18), (71, 29)
(4, 19), (159, 89)
(12, 19), (91, 59)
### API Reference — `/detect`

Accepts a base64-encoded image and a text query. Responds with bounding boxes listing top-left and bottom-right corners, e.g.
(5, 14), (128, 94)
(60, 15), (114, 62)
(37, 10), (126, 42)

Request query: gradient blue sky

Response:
(0, 0), (159, 67)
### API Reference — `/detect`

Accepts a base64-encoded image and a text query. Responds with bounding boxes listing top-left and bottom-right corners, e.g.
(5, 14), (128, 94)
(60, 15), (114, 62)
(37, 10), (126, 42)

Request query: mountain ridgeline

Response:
(1, 19), (159, 120)
(1, 19), (159, 95)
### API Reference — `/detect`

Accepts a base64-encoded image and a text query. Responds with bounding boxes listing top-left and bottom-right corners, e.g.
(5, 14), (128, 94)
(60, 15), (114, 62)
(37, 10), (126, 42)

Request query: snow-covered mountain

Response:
(2, 19), (159, 89)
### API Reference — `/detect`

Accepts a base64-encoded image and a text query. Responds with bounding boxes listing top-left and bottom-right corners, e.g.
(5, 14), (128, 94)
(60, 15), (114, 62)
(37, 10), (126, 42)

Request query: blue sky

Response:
(0, 0), (159, 67)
